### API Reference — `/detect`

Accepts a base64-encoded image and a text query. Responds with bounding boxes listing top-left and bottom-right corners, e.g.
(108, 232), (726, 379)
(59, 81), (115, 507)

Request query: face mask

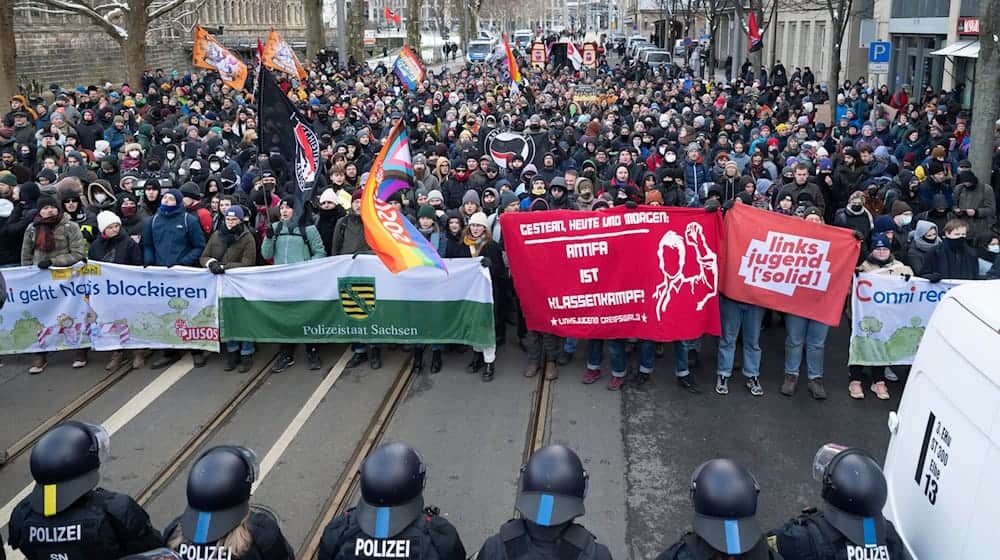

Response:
(897, 215), (912, 226)
(989, 245), (1000, 254)
(210, 162), (221, 171)
(216, 150), (225, 158)
(849, 202), (863, 212)
(128, 151), (140, 158)
(94, 193), (108, 204)
(121, 205), (137, 218)
(162, 137), (171, 144)
(665, 154), (676, 163)
(945, 237), (966, 250)
(166, 152), (176, 160)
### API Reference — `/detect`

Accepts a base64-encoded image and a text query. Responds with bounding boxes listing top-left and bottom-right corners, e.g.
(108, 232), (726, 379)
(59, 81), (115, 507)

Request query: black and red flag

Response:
(255, 63), (321, 199)
(747, 12), (763, 53)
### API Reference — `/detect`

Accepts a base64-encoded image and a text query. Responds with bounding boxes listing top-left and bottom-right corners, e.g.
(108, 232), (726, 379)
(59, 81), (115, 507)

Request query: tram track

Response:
(0, 363), (133, 468)
(297, 355), (416, 559)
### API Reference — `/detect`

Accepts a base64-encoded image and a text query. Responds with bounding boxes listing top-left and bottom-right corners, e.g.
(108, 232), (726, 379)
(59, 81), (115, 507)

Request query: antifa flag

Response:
(747, 12), (763, 53)
(256, 64), (321, 197)
(478, 125), (550, 171)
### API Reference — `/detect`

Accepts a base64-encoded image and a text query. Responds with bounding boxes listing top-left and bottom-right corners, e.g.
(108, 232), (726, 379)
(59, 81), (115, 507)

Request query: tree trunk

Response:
(305, 0), (326, 59)
(348, 0), (367, 63)
(453, 0), (467, 50)
(970, 0), (999, 183)
(827, 28), (843, 107)
(0, 0), (16, 103)
(123, 1), (150, 90)
(406, 0), (422, 51)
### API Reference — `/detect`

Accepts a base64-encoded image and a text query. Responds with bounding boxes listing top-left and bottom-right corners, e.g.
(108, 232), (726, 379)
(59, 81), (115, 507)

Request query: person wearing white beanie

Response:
(88, 209), (142, 372)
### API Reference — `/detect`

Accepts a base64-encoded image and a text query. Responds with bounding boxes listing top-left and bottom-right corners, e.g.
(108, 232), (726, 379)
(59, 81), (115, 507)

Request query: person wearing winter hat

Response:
(335, 188), (379, 371)
(201, 205), (258, 372)
(444, 211), (503, 381)
(849, 233), (913, 399)
(143, 188), (207, 369)
(263, 197), (326, 372)
(180, 181), (213, 235)
(88, 209), (142, 371)
(409, 203), (447, 375)
(21, 195), (86, 374)
(315, 187), (346, 256)
(781, 207), (832, 400)
(872, 214), (907, 263)
(919, 218), (980, 281)
(952, 169), (996, 238)
(460, 189), (481, 221)
(906, 220), (940, 274)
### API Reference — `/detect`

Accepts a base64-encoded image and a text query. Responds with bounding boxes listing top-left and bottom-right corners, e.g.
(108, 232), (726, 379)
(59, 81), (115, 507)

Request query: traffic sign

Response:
(868, 41), (890, 73)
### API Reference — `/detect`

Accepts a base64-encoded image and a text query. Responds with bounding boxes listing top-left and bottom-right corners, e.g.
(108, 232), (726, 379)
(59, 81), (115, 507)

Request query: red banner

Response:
(501, 206), (723, 341)
(720, 204), (861, 326)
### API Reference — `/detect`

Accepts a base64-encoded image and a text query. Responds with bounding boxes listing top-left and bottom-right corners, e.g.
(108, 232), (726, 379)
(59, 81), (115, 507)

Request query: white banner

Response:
(86, 263), (219, 352)
(849, 273), (966, 365)
(0, 263), (219, 355)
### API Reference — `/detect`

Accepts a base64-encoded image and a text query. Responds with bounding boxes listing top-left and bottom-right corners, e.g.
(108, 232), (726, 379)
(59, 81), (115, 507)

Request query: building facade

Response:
(13, 0), (305, 88)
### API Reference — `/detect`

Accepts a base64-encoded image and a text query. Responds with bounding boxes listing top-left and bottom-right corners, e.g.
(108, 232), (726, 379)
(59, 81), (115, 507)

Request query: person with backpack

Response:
(262, 196), (326, 372)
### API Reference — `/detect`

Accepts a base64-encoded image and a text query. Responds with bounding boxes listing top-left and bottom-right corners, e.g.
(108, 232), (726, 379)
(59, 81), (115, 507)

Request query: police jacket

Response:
(656, 533), (782, 560)
(477, 519), (612, 560)
(7, 487), (162, 560)
(318, 506), (465, 560)
(770, 509), (910, 560)
(163, 509), (294, 560)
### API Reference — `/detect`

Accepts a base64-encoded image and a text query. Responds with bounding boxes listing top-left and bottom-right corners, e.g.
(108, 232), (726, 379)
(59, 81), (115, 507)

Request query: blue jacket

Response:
(142, 208), (206, 266)
(103, 126), (126, 152)
(682, 160), (710, 206)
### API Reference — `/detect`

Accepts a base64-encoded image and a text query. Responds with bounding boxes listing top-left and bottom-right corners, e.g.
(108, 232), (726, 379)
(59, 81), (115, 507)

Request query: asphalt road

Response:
(0, 317), (898, 559)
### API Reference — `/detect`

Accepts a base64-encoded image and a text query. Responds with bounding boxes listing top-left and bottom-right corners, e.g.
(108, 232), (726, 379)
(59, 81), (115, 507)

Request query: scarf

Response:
(463, 232), (486, 257)
(34, 213), (61, 252)
(158, 203), (182, 216)
(219, 222), (243, 246)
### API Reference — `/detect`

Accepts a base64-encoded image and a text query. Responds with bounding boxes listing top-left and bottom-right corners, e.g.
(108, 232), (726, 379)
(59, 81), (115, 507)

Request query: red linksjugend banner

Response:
(501, 206), (723, 341)
(720, 204), (861, 326)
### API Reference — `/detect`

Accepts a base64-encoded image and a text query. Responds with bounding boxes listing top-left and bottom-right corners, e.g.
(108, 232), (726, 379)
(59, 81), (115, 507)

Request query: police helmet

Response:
(515, 445), (588, 526)
(814, 444), (888, 547)
(356, 442), (426, 539)
(181, 445), (258, 544)
(689, 459), (762, 555)
(29, 421), (108, 516)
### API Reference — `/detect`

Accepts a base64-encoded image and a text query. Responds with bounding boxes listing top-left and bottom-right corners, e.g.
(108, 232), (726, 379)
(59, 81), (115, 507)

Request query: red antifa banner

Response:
(501, 206), (723, 341)
(721, 204), (861, 326)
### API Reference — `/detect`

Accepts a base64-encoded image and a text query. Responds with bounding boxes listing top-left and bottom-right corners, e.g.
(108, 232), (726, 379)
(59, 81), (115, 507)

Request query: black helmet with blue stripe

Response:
(515, 445), (588, 526)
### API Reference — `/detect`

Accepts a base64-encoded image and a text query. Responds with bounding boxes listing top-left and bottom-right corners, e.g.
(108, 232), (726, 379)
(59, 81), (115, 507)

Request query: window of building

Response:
(891, 0), (949, 18)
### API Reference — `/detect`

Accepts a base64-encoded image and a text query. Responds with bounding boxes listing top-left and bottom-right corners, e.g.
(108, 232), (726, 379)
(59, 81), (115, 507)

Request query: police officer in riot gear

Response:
(318, 442), (466, 560)
(657, 459), (781, 559)
(477, 445), (612, 560)
(768, 444), (910, 560)
(7, 421), (162, 559)
(163, 445), (294, 559)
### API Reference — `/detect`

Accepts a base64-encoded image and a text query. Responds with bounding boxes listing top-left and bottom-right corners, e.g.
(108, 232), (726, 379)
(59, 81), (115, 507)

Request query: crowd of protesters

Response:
(1, 37), (998, 400)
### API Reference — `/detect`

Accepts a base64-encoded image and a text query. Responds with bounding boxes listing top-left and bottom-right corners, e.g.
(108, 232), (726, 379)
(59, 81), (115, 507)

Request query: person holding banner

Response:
(444, 212), (501, 381)
(201, 205), (258, 373)
(20, 195), (87, 374)
(89, 210), (143, 372)
(848, 234), (913, 400)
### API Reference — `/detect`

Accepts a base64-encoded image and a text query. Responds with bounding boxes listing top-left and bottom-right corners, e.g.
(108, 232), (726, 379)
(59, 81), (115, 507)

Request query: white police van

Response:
(883, 280), (1000, 558)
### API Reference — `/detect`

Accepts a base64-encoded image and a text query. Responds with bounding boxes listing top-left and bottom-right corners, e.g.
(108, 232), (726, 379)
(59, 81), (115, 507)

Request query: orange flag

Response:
(263, 29), (307, 80)
(192, 25), (248, 90)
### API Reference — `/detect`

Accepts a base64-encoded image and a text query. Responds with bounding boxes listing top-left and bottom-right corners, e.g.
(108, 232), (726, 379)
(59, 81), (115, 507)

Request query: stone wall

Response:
(13, 0), (305, 91)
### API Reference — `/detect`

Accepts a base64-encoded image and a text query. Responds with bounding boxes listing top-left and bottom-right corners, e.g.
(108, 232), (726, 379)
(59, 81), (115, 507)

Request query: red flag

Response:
(748, 12), (763, 53)
(501, 206), (723, 341)
(720, 204), (860, 326)
(384, 7), (401, 24)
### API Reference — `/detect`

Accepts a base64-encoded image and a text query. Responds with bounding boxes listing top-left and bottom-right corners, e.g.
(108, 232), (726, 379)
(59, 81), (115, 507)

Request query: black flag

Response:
(256, 65), (321, 197)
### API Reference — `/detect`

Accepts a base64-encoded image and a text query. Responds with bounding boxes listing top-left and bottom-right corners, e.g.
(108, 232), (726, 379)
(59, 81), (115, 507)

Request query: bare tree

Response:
(406, 0), (421, 51)
(25, 0), (201, 89)
(305, 0), (325, 59)
(348, 0), (367, 62)
(0, 1), (14, 102)
(970, 0), (999, 183)
(699, 0), (733, 79)
(821, 0), (857, 99)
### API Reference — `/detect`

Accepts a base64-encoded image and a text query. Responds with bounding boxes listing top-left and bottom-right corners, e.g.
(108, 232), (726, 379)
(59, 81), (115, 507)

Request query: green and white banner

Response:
(849, 272), (965, 365)
(219, 255), (495, 347)
(0, 263), (219, 355)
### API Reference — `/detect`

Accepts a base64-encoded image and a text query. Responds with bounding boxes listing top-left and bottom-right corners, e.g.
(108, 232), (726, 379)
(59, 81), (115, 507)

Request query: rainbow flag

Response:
(361, 123), (447, 274)
(502, 32), (522, 93)
(393, 45), (425, 91)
